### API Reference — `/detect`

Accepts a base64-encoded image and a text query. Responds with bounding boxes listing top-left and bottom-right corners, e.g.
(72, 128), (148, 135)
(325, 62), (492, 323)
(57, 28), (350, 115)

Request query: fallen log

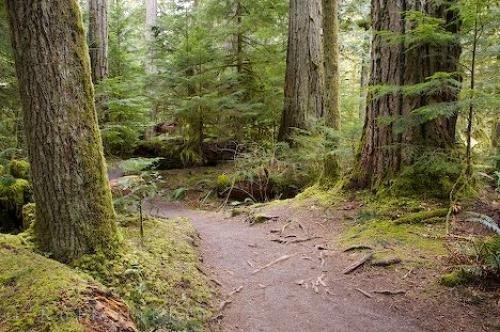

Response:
(392, 208), (449, 225)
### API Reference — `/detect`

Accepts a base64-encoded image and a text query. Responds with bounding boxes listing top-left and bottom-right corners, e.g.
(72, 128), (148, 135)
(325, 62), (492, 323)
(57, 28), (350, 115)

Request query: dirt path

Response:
(149, 200), (428, 332)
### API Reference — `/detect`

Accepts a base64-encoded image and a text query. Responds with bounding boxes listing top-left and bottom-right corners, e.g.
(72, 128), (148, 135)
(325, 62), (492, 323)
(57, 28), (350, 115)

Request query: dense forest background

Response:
(1, 0), (498, 194)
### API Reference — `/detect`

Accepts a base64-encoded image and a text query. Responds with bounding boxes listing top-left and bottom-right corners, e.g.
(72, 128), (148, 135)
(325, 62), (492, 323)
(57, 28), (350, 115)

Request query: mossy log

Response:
(134, 139), (241, 170)
(392, 208), (449, 225)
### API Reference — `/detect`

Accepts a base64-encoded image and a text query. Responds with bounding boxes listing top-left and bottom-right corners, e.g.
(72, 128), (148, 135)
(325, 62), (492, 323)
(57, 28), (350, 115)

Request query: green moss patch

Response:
(0, 234), (88, 331)
(340, 219), (446, 265)
(76, 217), (213, 331)
(0, 216), (213, 331)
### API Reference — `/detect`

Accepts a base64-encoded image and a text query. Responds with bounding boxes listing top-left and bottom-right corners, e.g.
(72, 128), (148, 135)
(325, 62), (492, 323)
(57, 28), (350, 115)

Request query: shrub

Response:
(101, 125), (139, 157)
(8, 159), (30, 180)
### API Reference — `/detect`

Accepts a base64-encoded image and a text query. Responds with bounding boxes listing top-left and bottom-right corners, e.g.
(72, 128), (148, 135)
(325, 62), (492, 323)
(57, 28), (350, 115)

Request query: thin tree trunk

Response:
(358, 51), (370, 121)
(494, 120), (500, 171)
(88, 0), (109, 82)
(185, 0), (203, 159)
(466, 4), (479, 178)
(322, 0), (340, 130)
(348, 0), (461, 189)
(278, 0), (325, 143)
(235, 0), (244, 78)
(145, 0), (158, 74)
(6, 0), (118, 263)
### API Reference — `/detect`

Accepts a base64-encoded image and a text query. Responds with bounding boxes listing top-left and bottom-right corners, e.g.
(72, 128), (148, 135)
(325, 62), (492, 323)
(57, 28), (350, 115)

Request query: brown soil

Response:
(148, 199), (499, 332)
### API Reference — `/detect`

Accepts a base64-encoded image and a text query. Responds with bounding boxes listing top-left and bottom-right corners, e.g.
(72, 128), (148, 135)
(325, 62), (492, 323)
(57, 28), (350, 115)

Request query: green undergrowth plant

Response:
(0, 159), (32, 232)
(442, 236), (500, 287)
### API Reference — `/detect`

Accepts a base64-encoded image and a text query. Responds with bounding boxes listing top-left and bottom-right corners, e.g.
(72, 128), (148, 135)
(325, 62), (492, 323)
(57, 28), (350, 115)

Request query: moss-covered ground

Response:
(77, 217), (213, 331)
(0, 217), (214, 332)
(0, 234), (87, 331)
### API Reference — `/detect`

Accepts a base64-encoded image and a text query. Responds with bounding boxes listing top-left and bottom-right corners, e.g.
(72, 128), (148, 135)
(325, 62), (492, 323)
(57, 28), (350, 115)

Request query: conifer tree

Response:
(6, 0), (118, 263)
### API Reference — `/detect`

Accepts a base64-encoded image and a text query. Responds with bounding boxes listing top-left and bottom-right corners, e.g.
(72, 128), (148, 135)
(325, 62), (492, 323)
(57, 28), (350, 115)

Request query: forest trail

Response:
(148, 199), (424, 332)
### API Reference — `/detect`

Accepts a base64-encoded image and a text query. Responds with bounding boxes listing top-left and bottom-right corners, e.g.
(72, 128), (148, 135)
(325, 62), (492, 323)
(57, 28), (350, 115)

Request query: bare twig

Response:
(373, 289), (406, 296)
(252, 253), (298, 274)
(355, 288), (373, 298)
(228, 286), (244, 296)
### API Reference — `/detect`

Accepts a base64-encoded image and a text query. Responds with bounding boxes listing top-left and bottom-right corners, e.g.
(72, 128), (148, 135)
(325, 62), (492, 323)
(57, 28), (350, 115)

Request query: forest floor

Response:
(144, 194), (499, 332)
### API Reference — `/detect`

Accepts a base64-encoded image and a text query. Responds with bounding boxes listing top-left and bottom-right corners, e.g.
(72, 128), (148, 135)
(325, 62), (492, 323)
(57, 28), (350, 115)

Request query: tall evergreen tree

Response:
(278, 0), (325, 143)
(6, 0), (118, 263)
(349, 0), (462, 189)
(322, 0), (341, 130)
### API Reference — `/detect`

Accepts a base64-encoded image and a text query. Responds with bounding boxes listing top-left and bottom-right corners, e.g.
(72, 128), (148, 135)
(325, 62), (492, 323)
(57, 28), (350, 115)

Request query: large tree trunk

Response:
(6, 0), (118, 263)
(349, 0), (461, 189)
(278, 0), (325, 143)
(322, 0), (340, 130)
(88, 0), (109, 82)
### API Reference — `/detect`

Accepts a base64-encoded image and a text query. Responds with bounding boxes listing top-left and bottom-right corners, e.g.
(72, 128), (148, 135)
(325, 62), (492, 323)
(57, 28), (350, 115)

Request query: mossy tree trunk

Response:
(278, 0), (325, 143)
(88, 0), (109, 82)
(6, 0), (118, 263)
(348, 0), (461, 189)
(322, 0), (341, 182)
(494, 120), (500, 171)
(322, 0), (341, 131)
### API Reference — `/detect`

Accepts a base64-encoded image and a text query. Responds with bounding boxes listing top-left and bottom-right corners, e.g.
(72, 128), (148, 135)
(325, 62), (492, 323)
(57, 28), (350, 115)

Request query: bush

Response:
(101, 125), (139, 157)
(0, 175), (32, 232)
(8, 159), (30, 180)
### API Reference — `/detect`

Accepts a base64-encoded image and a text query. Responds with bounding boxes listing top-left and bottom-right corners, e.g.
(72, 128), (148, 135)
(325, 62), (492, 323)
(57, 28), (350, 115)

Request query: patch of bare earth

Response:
(149, 199), (499, 332)
(80, 287), (137, 332)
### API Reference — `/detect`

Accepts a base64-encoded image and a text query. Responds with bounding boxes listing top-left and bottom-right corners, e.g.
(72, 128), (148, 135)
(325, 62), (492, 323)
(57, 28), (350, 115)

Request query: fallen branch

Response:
(228, 286), (244, 296)
(252, 253), (297, 274)
(287, 236), (322, 244)
(355, 288), (373, 298)
(218, 300), (232, 311)
(342, 253), (373, 274)
(373, 289), (406, 295)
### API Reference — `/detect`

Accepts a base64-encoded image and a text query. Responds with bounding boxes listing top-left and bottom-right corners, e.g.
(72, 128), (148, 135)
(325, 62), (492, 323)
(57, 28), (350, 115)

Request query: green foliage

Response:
(440, 267), (480, 287)
(8, 159), (30, 180)
(0, 176), (31, 208)
(101, 125), (139, 157)
(473, 236), (500, 271)
(118, 157), (161, 176)
(383, 151), (464, 199)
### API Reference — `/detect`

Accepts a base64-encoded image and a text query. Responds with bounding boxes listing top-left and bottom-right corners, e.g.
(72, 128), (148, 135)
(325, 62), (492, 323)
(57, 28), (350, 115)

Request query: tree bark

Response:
(145, 0), (158, 74)
(494, 120), (500, 171)
(322, 0), (341, 130)
(88, 0), (109, 82)
(6, 0), (118, 263)
(348, 0), (461, 189)
(278, 0), (325, 143)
